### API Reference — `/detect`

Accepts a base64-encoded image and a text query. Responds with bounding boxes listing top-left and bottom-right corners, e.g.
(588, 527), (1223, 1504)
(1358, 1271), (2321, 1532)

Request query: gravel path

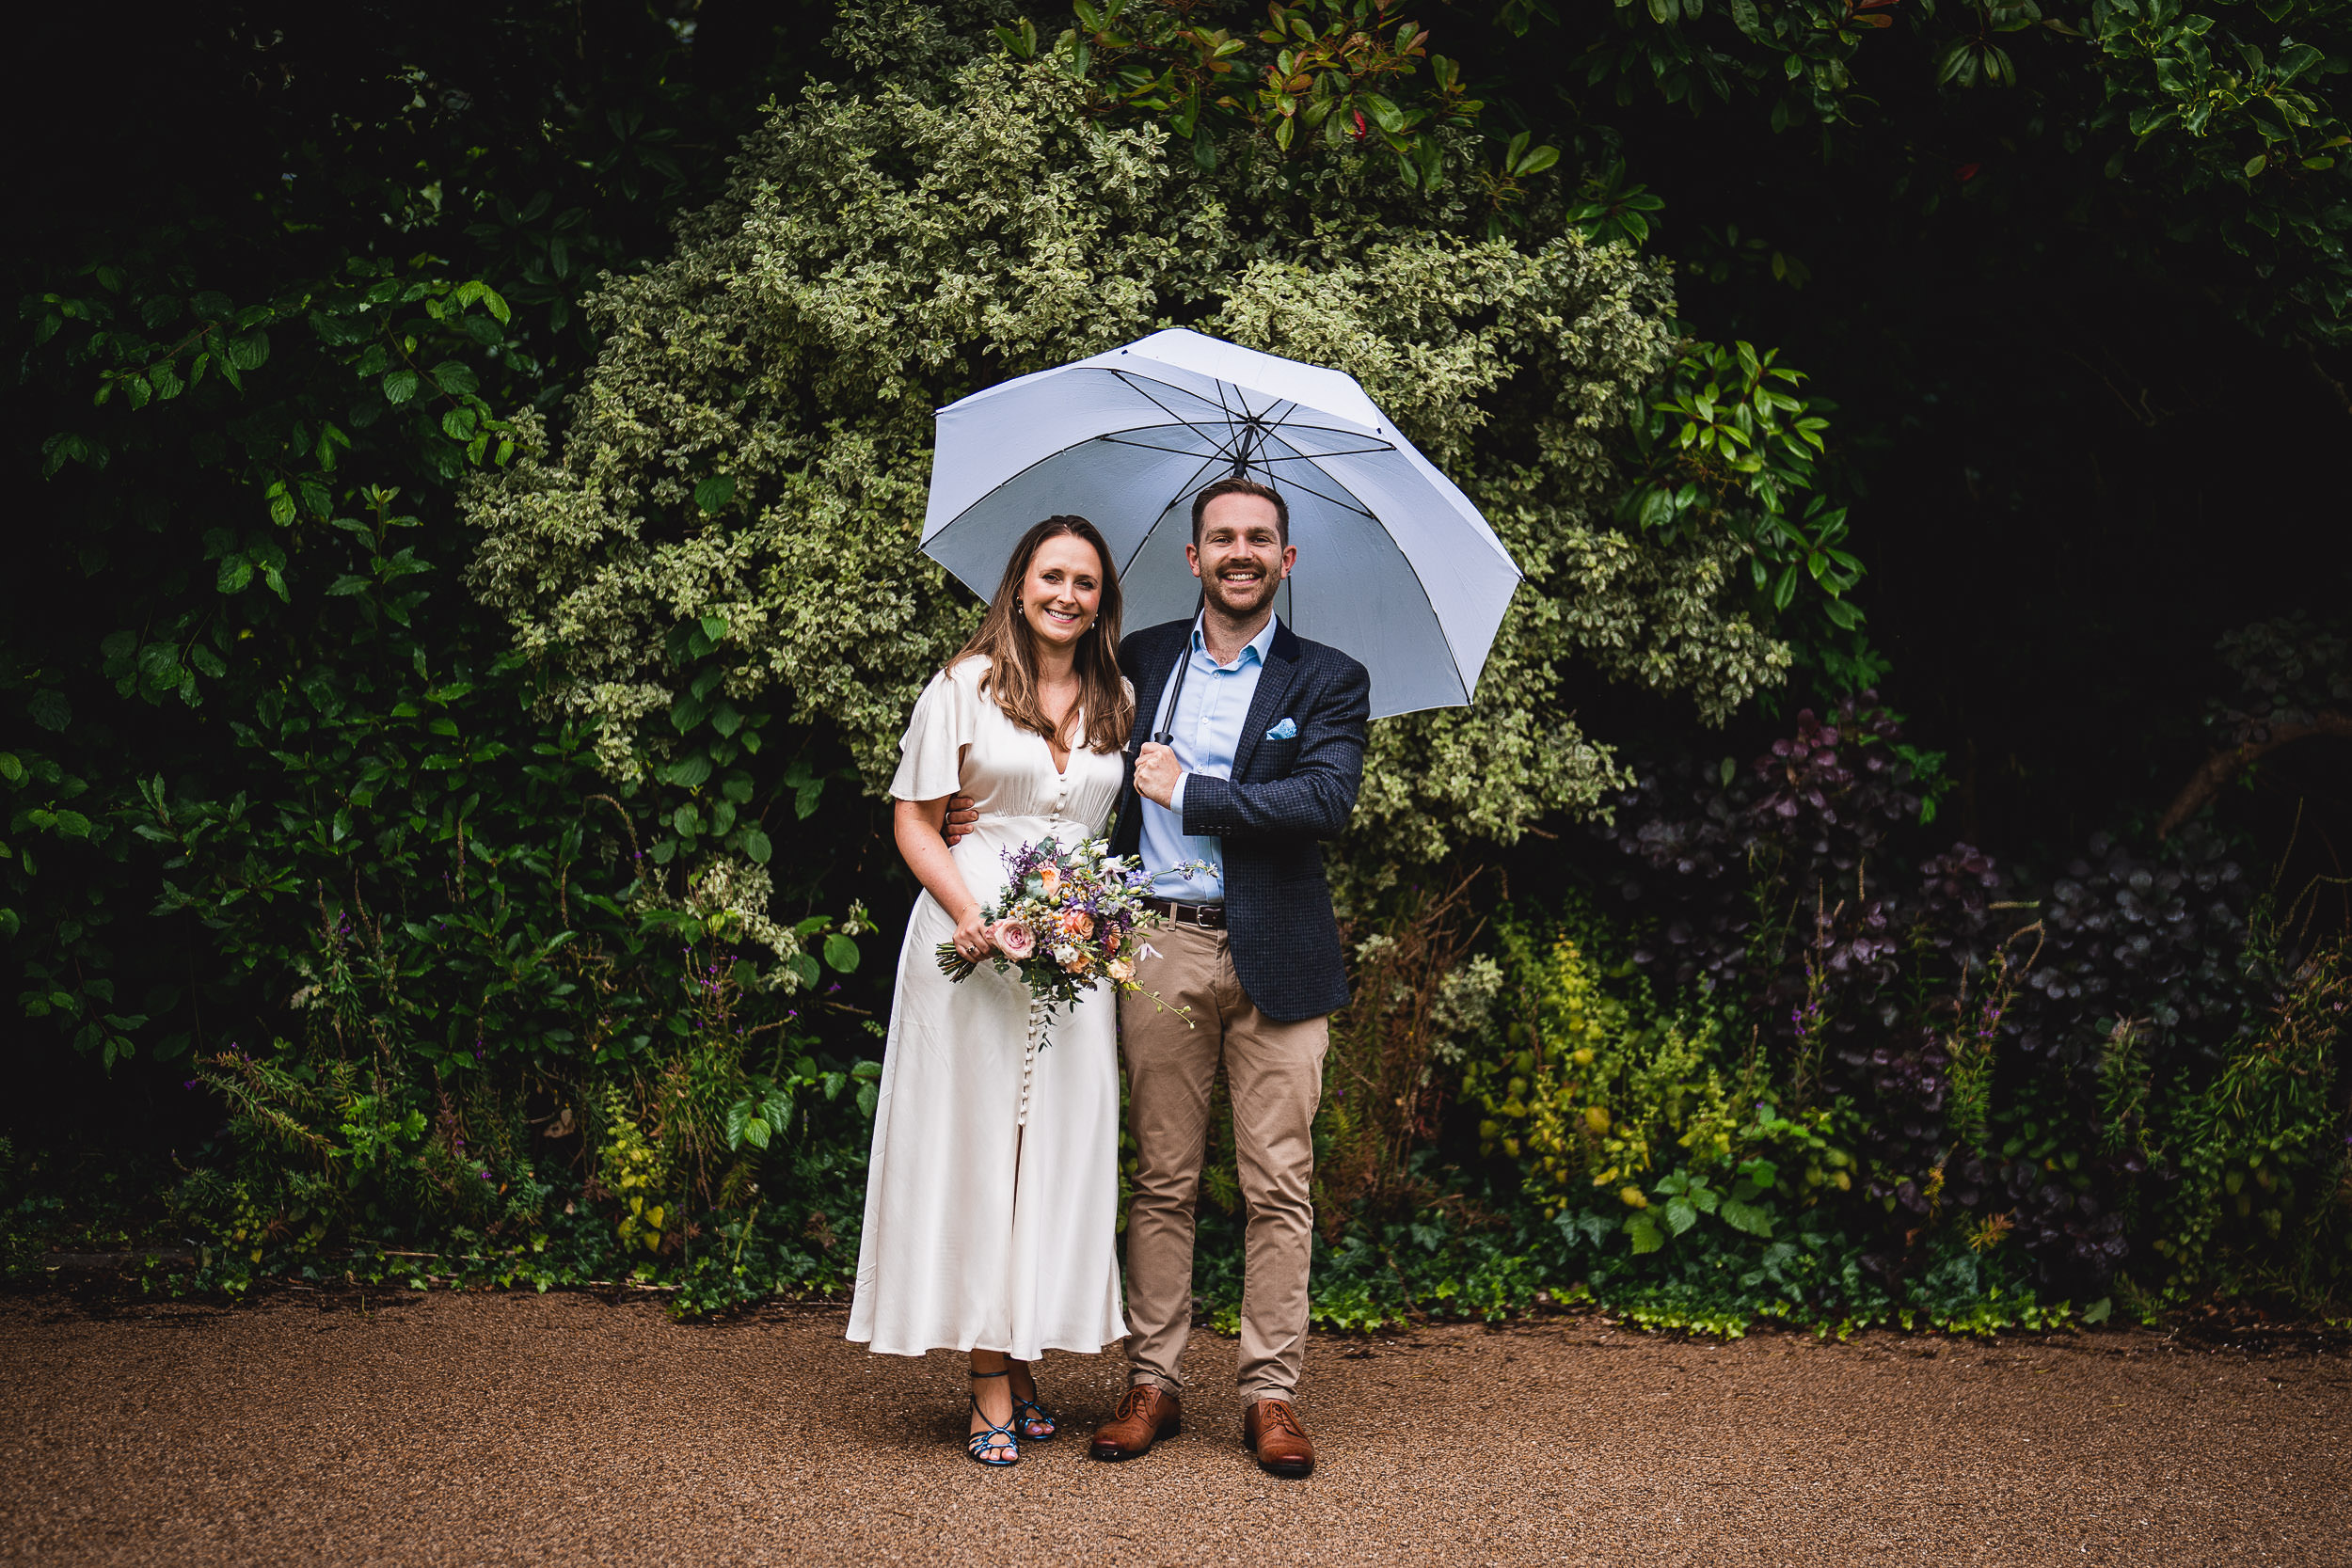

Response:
(2, 1290), (2346, 1566)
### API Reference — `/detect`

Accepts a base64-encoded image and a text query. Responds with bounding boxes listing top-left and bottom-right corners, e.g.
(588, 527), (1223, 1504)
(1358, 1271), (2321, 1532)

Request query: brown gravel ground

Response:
(2, 1291), (2347, 1567)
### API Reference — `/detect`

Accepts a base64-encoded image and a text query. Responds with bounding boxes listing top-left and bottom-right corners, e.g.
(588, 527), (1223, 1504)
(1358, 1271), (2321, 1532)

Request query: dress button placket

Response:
(1024, 759), (1066, 1129)
(1017, 993), (1042, 1129)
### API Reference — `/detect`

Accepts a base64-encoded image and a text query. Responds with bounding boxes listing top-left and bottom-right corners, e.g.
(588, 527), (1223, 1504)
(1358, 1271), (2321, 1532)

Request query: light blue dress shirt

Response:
(1138, 613), (1279, 902)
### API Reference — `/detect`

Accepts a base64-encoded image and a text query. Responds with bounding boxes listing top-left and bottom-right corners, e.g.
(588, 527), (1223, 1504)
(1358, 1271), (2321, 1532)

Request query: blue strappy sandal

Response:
(1010, 1362), (1057, 1441)
(966, 1368), (1020, 1466)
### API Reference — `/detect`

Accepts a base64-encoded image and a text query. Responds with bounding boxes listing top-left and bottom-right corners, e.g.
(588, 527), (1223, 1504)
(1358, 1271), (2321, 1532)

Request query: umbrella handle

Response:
(1150, 641), (1189, 748)
(1148, 599), (1203, 749)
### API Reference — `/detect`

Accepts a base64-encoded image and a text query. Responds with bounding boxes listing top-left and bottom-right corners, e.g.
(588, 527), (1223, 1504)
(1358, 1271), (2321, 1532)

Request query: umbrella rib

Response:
(1113, 369), (1227, 436)
(1253, 420), (1394, 440)
(1254, 443), (1397, 462)
(1247, 401), (1309, 479)
(1267, 473), (1378, 519)
(1261, 424), (1479, 706)
(1215, 379), (1252, 476)
(1124, 448), (1232, 576)
(1116, 369), (1279, 478)
(1094, 433), (1225, 457)
(1249, 429), (1382, 519)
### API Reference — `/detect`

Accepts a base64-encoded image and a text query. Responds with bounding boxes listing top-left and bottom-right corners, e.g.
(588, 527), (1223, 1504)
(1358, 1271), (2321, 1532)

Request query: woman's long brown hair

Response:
(949, 516), (1134, 754)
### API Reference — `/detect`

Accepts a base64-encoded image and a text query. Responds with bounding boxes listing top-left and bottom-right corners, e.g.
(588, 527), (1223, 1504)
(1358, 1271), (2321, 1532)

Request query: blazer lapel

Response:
(1230, 623), (1302, 782)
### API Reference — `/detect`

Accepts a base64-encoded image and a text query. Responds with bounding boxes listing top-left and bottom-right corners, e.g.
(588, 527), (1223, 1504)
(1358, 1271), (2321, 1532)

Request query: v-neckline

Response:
(1041, 711), (1077, 777)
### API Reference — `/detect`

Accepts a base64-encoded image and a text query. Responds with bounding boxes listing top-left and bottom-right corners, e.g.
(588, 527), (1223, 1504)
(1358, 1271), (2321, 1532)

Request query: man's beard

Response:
(1203, 568), (1279, 619)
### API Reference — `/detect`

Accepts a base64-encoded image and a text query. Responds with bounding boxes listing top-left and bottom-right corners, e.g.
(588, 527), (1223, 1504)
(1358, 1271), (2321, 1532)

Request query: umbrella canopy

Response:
(920, 329), (1521, 720)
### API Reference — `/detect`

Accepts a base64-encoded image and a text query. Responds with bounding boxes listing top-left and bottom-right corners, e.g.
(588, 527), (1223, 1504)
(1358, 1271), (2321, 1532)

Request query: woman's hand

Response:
(949, 907), (994, 964)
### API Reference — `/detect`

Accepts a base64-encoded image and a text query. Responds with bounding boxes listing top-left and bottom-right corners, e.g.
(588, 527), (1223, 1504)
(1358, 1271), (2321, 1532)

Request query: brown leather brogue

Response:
(1089, 1384), (1182, 1462)
(1243, 1398), (1315, 1478)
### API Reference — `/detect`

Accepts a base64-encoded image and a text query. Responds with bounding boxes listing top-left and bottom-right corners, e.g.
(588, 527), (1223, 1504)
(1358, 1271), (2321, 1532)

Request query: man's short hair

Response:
(1190, 476), (1289, 546)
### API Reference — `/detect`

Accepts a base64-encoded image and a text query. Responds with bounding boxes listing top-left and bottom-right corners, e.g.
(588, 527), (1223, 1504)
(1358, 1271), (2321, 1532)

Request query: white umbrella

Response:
(920, 328), (1521, 720)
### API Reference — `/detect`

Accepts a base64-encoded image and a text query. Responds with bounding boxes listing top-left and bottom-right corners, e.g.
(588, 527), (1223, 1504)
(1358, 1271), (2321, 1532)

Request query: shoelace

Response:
(1115, 1386), (1157, 1421)
(1256, 1402), (1305, 1439)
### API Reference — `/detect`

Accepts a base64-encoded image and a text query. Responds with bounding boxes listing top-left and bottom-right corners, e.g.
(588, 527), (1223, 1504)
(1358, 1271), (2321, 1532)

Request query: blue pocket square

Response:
(1264, 717), (1298, 740)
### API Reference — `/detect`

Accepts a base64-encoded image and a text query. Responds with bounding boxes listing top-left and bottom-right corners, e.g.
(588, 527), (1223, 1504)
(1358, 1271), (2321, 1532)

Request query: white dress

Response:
(847, 656), (1130, 1359)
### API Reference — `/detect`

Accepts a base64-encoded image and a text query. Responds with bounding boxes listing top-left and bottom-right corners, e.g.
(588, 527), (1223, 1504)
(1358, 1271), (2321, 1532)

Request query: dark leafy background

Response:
(3, 0), (2345, 1324)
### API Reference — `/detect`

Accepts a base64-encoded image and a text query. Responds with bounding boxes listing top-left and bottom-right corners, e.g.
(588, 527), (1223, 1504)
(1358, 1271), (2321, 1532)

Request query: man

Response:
(1085, 475), (1370, 1479)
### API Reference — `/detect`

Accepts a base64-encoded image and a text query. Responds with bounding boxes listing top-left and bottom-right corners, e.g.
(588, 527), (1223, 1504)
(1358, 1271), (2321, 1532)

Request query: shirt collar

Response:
(1190, 611), (1279, 670)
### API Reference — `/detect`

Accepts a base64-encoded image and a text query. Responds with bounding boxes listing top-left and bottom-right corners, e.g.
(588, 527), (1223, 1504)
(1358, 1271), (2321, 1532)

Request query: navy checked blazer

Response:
(1109, 617), (1371, 1022)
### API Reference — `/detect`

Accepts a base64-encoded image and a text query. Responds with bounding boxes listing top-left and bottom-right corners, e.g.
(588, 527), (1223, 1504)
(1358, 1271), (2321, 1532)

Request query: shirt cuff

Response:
(1168, 772), (1188, 814)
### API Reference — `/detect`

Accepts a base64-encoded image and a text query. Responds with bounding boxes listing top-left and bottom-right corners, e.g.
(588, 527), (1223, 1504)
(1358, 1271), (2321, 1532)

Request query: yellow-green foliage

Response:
(1466, 930), (1732, 1213)
(464, 48), (1789, 904)
(599, 1087), (672, 1256)
(1462, 918), (1854, 1218)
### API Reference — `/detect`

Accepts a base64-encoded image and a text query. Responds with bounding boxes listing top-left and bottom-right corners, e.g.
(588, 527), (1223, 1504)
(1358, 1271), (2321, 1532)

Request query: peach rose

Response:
(992, 919), (1035, 959)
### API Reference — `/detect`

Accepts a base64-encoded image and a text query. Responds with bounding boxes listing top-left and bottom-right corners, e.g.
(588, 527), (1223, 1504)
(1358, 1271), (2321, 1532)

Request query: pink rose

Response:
(992, 919), (1035, 959)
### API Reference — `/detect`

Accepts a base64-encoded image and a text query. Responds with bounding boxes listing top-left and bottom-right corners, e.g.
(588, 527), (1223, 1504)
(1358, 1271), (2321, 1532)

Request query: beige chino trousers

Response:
(1118, 919), (1328, 1404)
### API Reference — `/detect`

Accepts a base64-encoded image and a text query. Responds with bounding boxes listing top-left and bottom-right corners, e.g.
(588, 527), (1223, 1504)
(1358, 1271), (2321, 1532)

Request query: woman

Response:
(848, 516), (1136, 1465)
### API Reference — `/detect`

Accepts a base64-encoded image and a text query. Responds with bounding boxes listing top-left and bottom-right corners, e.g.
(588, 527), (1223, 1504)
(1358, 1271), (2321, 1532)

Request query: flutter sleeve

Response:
(889, 661), (979, 801)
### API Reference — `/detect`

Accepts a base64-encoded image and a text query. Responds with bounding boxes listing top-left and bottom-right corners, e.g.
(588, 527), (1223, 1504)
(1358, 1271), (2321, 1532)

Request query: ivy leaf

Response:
(428, 360), (479, 398)
(785, 760), (824, 819)
(693, 474), (736, 515)
(660, 752), (713, 789)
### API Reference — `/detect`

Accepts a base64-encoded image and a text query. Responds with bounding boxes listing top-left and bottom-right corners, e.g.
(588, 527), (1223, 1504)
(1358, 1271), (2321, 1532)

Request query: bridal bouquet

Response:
(934, 835), (1176, 1022)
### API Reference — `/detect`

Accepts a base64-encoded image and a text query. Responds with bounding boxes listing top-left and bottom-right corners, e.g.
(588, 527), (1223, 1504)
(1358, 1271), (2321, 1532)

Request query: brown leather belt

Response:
(1146, 897), (1226, 929)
